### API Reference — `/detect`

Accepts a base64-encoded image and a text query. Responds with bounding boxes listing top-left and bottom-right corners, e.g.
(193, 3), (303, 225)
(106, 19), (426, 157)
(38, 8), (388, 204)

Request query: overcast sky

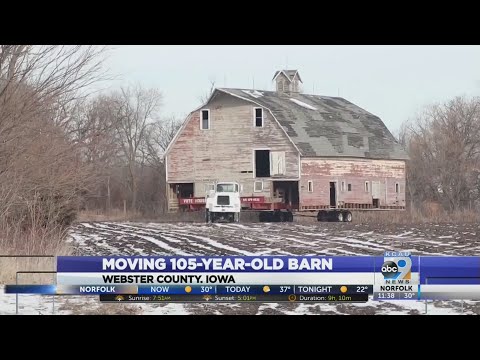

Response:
(102, 45), (480, 134)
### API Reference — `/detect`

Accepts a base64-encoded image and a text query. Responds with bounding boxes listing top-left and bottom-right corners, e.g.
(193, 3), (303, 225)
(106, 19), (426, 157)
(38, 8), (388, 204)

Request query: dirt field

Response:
(68, 221), (480, 257)
(2, 221), (479, 315)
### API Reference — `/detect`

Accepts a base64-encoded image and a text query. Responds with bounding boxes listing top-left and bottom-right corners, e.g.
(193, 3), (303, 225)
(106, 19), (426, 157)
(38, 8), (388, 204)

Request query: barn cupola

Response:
(273, 70), (303, 95)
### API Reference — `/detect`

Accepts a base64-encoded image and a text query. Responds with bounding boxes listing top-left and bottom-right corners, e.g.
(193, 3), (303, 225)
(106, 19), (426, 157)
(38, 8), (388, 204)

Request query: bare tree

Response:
(70, 96), (120, 163)
(145, 116), (181, 168)
(0, 45), (108, 231)
(0, 46), (108, 128)
(402, 96), (480, 212)
(135, 117), (181, 214)
(111, 85), (163, 211)
(69, 96), (122, 212)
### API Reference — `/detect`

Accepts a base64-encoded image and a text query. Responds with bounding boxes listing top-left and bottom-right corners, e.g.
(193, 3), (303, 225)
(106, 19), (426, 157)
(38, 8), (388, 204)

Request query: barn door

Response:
(270, 151), (285, 176)
(372, 181), (380, 208)
(372, 181), (381, 199)
(372, 181), (385, 208)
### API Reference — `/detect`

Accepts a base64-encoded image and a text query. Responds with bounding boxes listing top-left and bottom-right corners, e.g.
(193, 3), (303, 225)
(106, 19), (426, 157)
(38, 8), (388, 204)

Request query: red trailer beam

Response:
(179, 196), (265, 205)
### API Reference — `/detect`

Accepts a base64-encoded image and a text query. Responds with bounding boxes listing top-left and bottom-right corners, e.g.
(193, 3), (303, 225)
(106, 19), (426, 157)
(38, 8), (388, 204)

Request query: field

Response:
(1, 221), (480, 315)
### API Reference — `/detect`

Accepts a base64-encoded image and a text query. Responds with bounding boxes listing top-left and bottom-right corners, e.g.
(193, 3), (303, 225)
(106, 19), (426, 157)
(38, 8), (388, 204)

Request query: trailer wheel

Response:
(259, 212), (266, 222)
(317, 210), (326, 222)
(343, 211), (352, 223)
(285, 211), (294, 222)
(273, 211), (282, 223)
(259, 212), (269, 222)
(336, 211), (344, 222)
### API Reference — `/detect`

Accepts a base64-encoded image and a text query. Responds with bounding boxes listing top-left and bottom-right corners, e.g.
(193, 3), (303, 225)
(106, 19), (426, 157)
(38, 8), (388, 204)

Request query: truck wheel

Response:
(233, 213), (240, 223)
(336, 211), (344, 222)
(205, 210), (210, 224)
(207, 211), (214, 224)
(343, 211), (352, 223)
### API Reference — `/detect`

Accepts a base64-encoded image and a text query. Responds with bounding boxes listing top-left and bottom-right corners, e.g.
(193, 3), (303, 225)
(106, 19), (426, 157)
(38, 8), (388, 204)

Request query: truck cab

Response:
(205, 182), (241, 223)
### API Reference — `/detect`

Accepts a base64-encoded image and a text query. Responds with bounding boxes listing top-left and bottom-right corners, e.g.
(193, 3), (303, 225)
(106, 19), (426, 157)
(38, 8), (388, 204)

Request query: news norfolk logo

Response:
(381, 255), (412, 281)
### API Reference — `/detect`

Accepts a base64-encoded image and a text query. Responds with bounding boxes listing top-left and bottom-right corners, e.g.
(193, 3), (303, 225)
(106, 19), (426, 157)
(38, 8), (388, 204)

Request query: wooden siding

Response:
(167, 93), (299, 200)
(300, 158), (406, 208)
(276, 73), (289, 93)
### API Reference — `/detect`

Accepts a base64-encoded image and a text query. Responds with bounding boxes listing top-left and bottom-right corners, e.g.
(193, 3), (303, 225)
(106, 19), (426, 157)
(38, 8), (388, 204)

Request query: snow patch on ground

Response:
(135, 235), (190, 256)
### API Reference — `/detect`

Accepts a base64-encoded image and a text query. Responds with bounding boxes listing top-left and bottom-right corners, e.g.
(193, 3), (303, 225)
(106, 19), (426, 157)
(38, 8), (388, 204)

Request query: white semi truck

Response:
(205, 182), (241, 223)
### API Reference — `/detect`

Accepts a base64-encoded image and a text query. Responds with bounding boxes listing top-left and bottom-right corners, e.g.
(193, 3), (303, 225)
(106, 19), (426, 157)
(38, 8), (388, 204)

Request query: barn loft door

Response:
(372, 181), (385, 208)
(270, 151), (286, 176)
(372, 181), (381, 198)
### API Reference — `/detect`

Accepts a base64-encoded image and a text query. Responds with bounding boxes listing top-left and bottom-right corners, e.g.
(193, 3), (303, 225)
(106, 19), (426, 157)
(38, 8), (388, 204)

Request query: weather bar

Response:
(99, 294), (369, 303)
(135, 285), (373, 295)
(4, 284), (373, 295)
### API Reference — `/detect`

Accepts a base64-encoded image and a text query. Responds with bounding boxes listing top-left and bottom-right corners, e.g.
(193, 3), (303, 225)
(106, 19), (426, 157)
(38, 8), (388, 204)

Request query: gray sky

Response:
(103, 45), (480, 134)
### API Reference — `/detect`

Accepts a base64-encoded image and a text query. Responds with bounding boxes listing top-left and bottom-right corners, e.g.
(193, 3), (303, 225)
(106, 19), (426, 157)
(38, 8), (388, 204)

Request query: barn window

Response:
(341, 181), (345, 192)
(395, 183), (400, 194)
(254, 181), (263, 192)
(308, 181), (313, 193)
(201, 109), (210, 130)
(254, 108), (264, 127)
(365, 181), (369, 193)
(347, 184), (352, 192)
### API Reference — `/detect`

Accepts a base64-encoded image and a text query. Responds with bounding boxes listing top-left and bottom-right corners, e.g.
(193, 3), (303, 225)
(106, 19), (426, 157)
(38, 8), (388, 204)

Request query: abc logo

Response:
(381, 261), (399, 279)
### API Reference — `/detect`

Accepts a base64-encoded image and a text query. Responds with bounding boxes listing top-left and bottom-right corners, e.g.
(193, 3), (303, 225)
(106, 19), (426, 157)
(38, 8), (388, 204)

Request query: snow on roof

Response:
(290, 98), (317, 110)
(242, 90), (264, 98)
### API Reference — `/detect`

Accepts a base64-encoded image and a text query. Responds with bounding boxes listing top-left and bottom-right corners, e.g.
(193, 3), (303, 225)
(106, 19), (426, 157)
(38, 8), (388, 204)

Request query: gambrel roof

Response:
(216, 88), (408, 160)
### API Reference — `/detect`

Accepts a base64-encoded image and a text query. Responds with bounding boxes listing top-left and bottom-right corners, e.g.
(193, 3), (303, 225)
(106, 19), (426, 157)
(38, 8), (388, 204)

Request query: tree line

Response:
(70, 86), (181, 216)
(399, 96), (480, 213)
(0, 45), (180, 233)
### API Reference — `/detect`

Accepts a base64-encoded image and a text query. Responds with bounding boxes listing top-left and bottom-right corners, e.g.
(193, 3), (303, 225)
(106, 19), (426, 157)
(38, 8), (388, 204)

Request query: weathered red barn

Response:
(164, 70), (408, 216)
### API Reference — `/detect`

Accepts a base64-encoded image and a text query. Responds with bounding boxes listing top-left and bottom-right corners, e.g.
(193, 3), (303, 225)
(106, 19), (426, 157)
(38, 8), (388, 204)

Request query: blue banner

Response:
(57, 256), (378, 273)
(419, 257), (480, 284)
(4, 285), (57, 295)
(423, 278), (480, 285)
(53, 256), (480, 282)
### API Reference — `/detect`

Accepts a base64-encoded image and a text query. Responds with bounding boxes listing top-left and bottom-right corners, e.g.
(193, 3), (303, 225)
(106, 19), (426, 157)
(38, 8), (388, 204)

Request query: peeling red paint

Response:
(300, 159), (406, 207)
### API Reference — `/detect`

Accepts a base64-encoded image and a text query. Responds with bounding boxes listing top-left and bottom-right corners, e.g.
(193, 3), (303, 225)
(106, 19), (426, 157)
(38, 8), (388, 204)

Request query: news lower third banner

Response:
(4, 255), (480, 301)
(55, 256), (388, 285)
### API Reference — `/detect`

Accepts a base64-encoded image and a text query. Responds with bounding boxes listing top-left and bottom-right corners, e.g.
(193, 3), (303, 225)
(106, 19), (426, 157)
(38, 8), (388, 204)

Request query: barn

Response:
(164, 70), (408, 216)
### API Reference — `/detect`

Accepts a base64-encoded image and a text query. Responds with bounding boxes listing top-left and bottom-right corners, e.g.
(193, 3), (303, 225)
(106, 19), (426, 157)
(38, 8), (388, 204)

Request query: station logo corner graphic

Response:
(381, 258), (411, 280)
